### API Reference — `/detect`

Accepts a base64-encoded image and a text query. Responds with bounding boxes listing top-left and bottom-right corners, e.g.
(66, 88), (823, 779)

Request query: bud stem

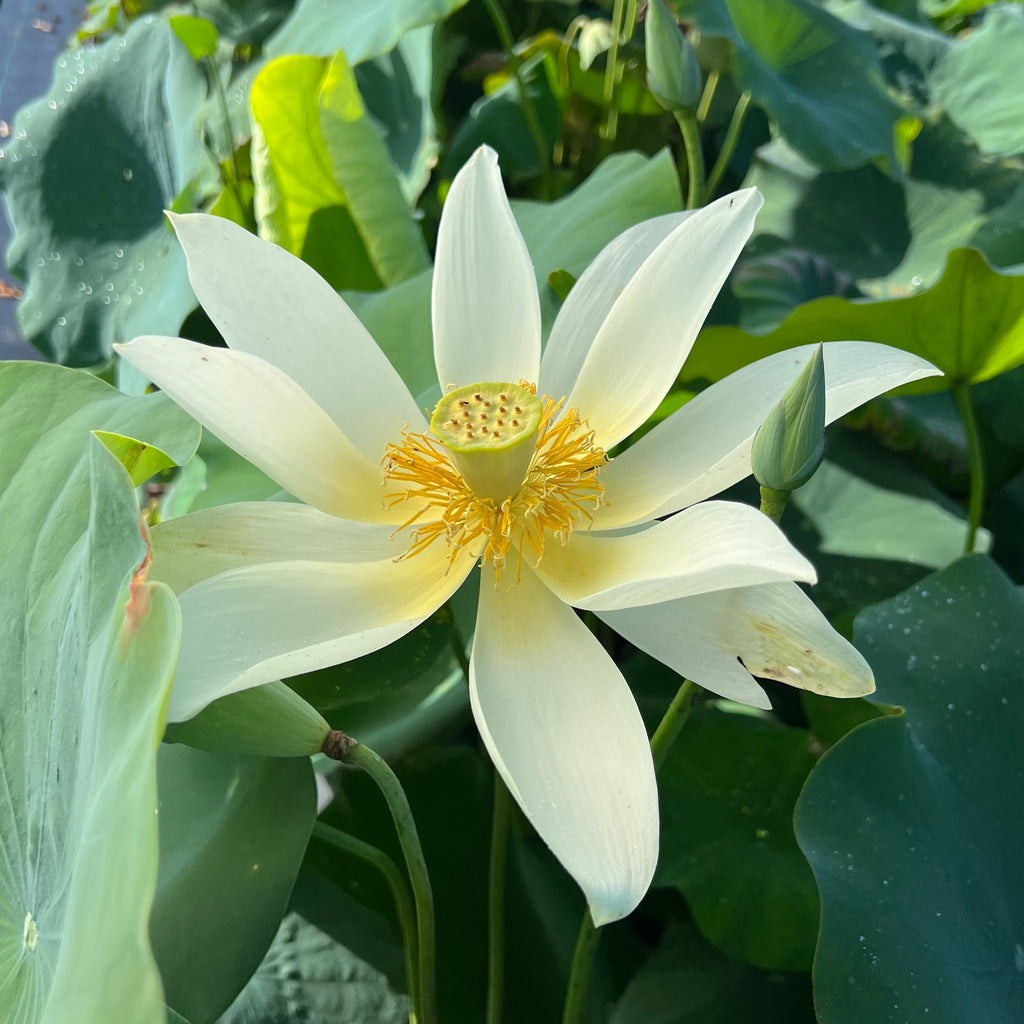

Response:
(323, 734), (437, 1024)
(673, 109), (705, 210)
(759, 485), (791, 525)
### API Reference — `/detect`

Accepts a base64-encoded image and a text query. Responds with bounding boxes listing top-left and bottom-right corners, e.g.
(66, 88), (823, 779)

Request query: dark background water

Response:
(0, 0), (83, 360)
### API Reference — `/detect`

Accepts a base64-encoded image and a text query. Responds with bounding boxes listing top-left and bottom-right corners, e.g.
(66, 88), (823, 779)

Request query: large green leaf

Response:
(930, 4), (1024, 158)
(441, 54), (560, 181)
(355, 25), (440, 203)
(792, 458), (989, 567)
(611, 921), (814, 1024)
(150, 746), (316, 1024)
(688, 248), (1024, 390)
(654, 702), (820, 971)
(264, 0), (469, 60)
(794, 555), (1024, 1024)
(215, 913), (408, 1023)
(742, 123), (1022, 303)
(672, 0), (901, 169)
(0, 364), (198, 1023)
(0, 17), (212, 366)
(348, 149), (682, 398)
(250, 52), (429, 291)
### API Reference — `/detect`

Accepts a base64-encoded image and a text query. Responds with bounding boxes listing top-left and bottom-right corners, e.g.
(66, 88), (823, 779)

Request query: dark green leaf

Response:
(0, 18), (213, 365)
(611, 921), (814, 1024)
(152, 747), (317, 1023)
(672, 0), (901, 169)
(795, 555), (1024, 1024)
(688, 248), (1024, 390)
(654, 704), (820, 970)
(216, 913), (409, 1024)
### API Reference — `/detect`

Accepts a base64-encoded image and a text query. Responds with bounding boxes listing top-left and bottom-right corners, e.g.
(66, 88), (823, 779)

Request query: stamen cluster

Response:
(384, 394), (607, 578)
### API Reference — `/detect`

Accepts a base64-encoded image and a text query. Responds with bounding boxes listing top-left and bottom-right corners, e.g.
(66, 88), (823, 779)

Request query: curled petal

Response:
(533, 501), (815, 611)
(602, 581), (874, 708)
(470, 565), (658, 926)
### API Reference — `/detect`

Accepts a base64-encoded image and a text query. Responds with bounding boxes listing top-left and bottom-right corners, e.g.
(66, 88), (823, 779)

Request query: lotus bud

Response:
(645, 0), (703, 112)
(752, 344), (827, 495)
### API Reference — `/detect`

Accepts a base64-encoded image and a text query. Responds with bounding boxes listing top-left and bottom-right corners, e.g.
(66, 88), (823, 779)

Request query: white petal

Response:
(601, 581), (874, 708)
(118, 336), (395, 523)
(169, 544), (477, 722)
(432, 146), (541, 389)
(594, 341), (943, 529)
(564, 189), (762, 450)
(539, 212), (691, 401)
(533, 501), (815, 611)
(151, 502), (402, 594)
(470, 564), (658, 925)
(169, 212), (425, 460)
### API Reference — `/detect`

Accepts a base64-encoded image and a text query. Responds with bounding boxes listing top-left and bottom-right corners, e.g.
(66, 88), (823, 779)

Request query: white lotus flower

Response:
(117, 146), (939, 925)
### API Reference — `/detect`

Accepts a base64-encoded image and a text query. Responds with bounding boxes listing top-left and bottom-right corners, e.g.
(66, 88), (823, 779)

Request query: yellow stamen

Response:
(383, 392), (606, 581)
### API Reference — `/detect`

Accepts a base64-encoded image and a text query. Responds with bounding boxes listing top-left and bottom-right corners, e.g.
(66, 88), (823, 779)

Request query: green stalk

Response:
(758, 484), (790, 526)
(703, 90), (751, 203)
(650, 678), (699, 768)
(560, 915), (600, 1024)
(696, 67), (720, 125)
(673, 109), (705, 210)
(953, 382), (986, 554)
(312, 822), (420, 1016)
(481, 0), (553, 197)
(601, 0), (628, 144)
(323, 734), (437, 1024)
(486, 772), (512, 1024)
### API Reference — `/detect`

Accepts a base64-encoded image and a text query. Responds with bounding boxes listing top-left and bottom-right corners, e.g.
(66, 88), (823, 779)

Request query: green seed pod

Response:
(751, 344), (827, 493)
(430, 381), (542, 501)
(164, 680), (331, 758)
(645, 0), (703, 113)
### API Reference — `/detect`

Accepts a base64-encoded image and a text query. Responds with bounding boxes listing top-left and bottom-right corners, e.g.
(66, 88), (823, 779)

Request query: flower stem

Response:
(650, 678), (699, 768)
(481, 0), (553, 197)
(673, 109), (705, 210)
(486, 771), (512, 1024)
(703, 90), (751, 203)
(323, 733), (437, 1024)
(312, 821), (420, 1014)
(953, 382), (985, 554)
(758, 485), (791, 525)
(561, 914), (600, 1024)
